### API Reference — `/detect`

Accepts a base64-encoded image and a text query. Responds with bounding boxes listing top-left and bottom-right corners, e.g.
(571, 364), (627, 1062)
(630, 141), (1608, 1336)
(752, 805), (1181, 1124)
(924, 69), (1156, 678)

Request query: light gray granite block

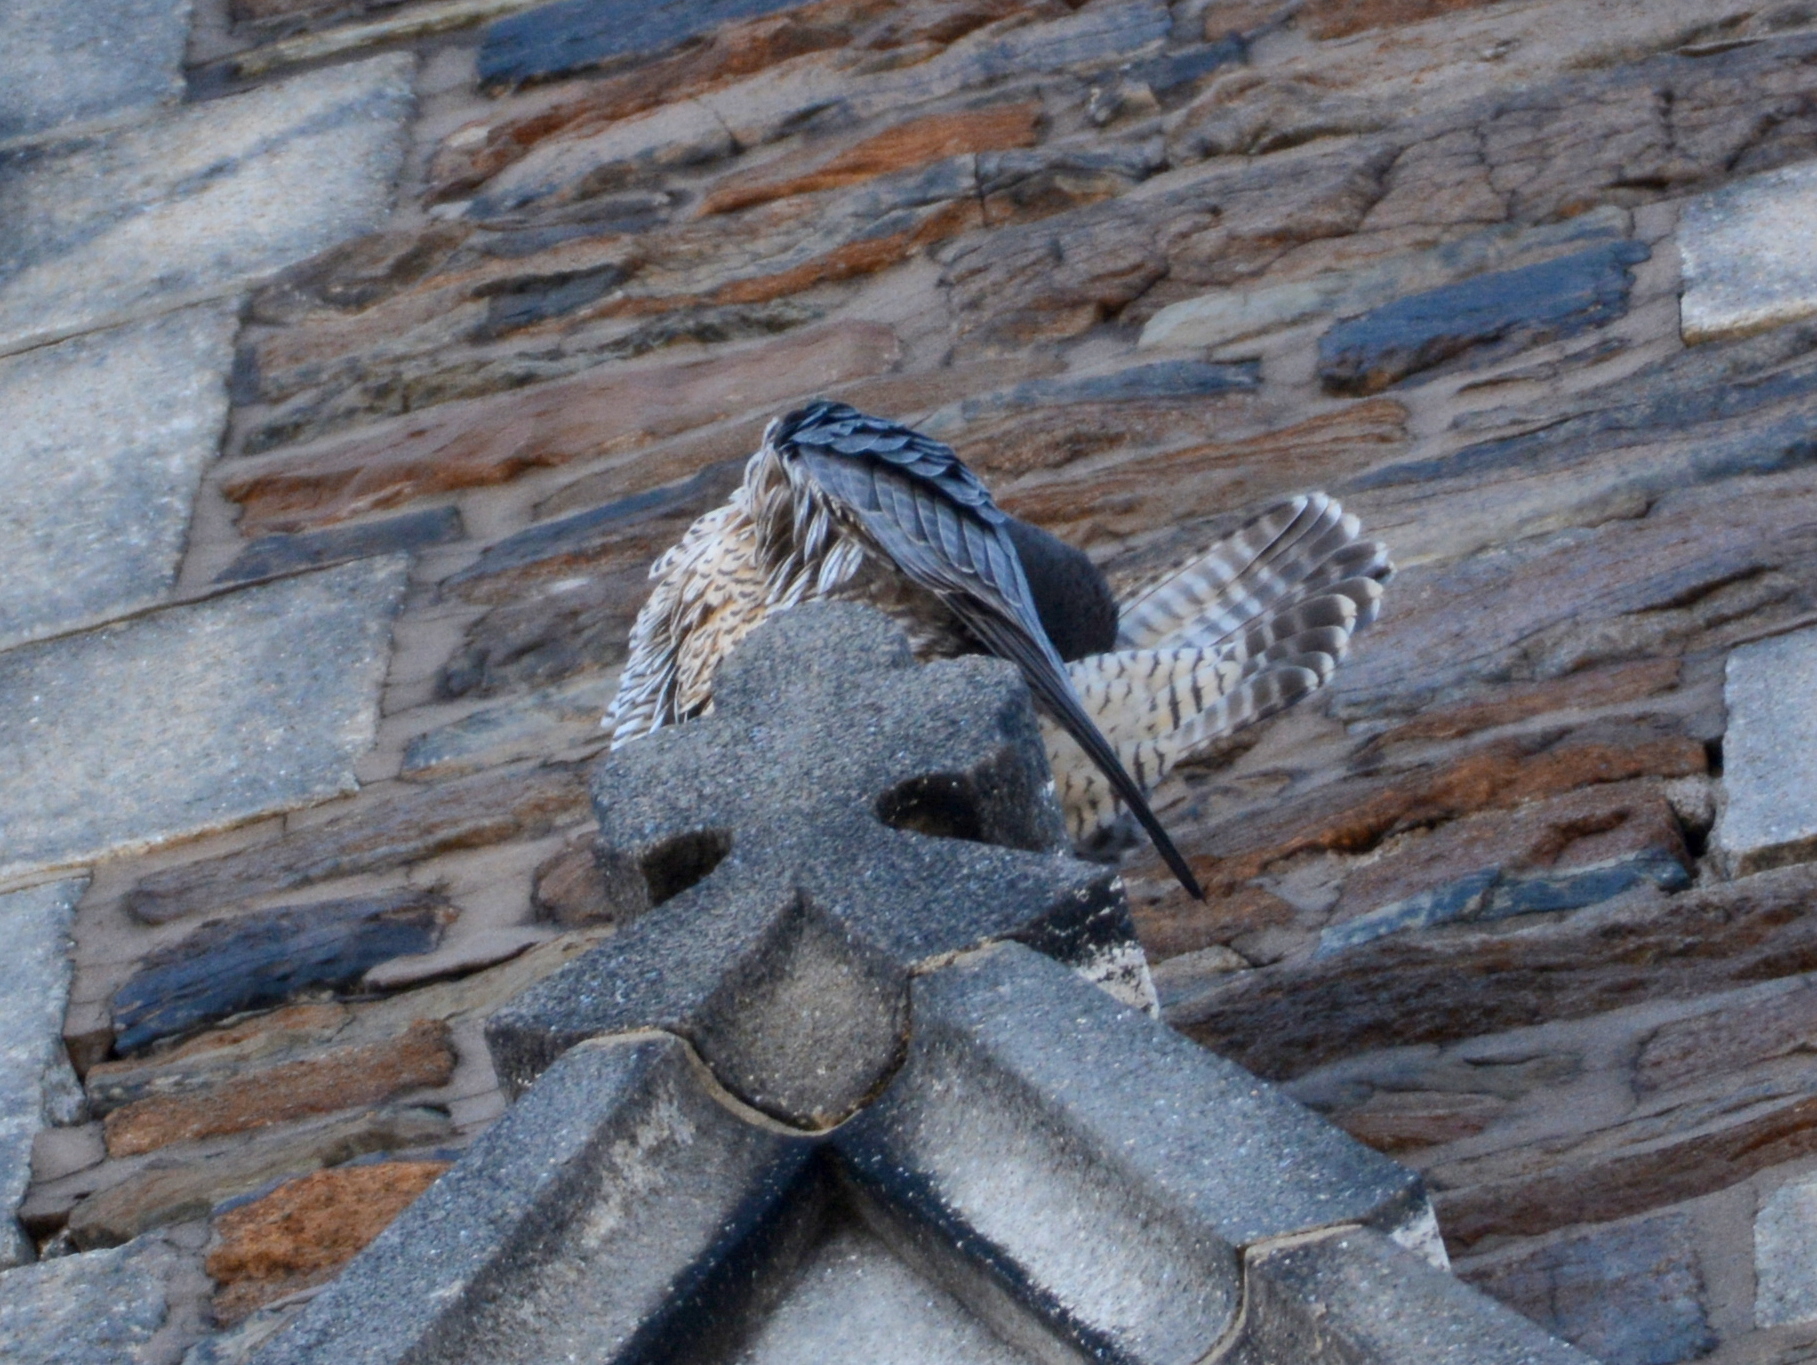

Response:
(0, 0), (190, 144)
(0, 879), (84, 1268)
(1757, 1174), (1817, 1327)
(0, 305), (237, 652)
(0, 558), (408, 884)
(0, 55), (413, 358)
(1681, 160), (1817, 345)
(1716, 625), (1817, 876)
(0, 1233), (184, 1363)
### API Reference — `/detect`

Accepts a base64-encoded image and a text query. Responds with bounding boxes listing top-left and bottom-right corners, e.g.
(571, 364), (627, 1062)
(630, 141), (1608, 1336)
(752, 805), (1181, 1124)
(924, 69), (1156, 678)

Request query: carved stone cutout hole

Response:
(876, 775), (986, 845)
(642, 829), (733, 906)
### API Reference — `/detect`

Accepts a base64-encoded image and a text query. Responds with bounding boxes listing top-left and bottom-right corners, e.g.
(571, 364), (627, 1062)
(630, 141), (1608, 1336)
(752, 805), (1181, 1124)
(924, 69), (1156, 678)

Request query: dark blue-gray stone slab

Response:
(0, 879), (85, 1269)
(0, 56), (412, 359)
(1318, 239), (1651, 395)
(250, 1034), (818, 1365)
(834, 943), (1436, 1362)
(478, 0), (811, 91)
(0, 557), (408, 885)
(958, 358), (1261, 421)
(0, 0), (188, 143)
(0, 305), (236, 651)
(215, 506), (464, 586)
(111, 891), (455, 1054)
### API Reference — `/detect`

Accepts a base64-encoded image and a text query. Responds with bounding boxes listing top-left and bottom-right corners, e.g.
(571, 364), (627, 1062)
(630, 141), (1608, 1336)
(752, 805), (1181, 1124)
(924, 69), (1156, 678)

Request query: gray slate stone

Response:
(1757, 1173), (1817, 1327)
(400, 673), (615, 781)
(478, 0), (811, 91)
(1243, 1228), (1595, 1364)
(0, 879), (84, 1268)
(252, 1034), (818, 1365)
(1461, 1212), (1715, 1365)
(1717, 624), (1817, 876)
(1681, 160), (1817, 345)
(835, 942), (1433, 1361)
(111, 891), (456, 1054)
(485, 603), (1139, 1129)
(0, 305), (236, 651)
(0, 0), (188, 143)
(1318, 239), (1650, 395)
(0, 56), (413, 359)
(216, 506), (463, 586)
(0, 1232), (182, 1364)
(0, 557), (408, 885)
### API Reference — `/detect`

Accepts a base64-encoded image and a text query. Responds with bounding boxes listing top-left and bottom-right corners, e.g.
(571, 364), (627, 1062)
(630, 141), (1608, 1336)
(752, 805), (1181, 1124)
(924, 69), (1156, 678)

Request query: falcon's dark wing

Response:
(775, 400), (1205, 901)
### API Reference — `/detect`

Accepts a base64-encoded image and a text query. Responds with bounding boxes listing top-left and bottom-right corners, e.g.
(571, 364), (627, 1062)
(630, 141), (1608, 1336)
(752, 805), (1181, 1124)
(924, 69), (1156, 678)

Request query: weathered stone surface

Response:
(1318, 240), (1649, 395)
(113, 895), (455, 1055)
(530, 834), (613, 928)
(206, 1162), (449, 1323)
(478, 0), (816, 91)
(1757, 1174), (1817, 1328)
(66, 1106), (451, 1250)
(252, 1035), (816, 1365)
(104, 1020), (456, 1156)
(1459, 1213), (1716, 1365)
(1319, 781), (1691, 955)
(219, 322), (899, 532)
(86, 1005), (353, 1116)
(0, 557), (408, 887)
(0, 57), (414, 358)
(0, 1232), (185, 1365)
(0, 0), (187, 141)
(1637, 978), (1817, 1096)
(487, 605), (1136, 1128)
(1717, 625), (1817, 876)
(0, 306), (236, 650)
(1243, 1228), (1593, 1364)
(1301, 0), (1506, 40)
(1169, 860), (1817, 1083)
(0, 880), (83, 1268)
(1370, 659), (1682, 748)
(125, 763), (589, 925)
(1681, 160), (1817, 345)
(216, 507), (464, 586)
(402, 675), (617, 780)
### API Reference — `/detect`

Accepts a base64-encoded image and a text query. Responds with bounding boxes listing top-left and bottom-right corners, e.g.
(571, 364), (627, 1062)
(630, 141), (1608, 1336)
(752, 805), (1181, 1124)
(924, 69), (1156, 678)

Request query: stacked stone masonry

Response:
(1, 0), (1816, 1358)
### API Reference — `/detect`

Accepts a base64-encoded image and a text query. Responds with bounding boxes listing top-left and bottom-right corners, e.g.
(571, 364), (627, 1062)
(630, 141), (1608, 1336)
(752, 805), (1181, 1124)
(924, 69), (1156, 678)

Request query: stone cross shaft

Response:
(487, 602), (1138, 1129)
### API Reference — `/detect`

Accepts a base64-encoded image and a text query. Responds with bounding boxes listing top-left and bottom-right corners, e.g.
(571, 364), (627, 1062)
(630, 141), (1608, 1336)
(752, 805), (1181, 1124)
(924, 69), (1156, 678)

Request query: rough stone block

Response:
(478, 0), (811, 91)
(0, 879), (84, 1268)
(85, 1004), (354, 1116)
(401, 675), (617, 781)
(836, 943), (1435, 1359)
(0, 557), (408, 886)
(0, 57), (413, 358)
(112, 893), (456, 1055)
(1717, 625), (1817, 876)
(66, 1106), (451, 1250)
(1681, 161), (1817, 345)
(484, 604), (1143, 1130)
(215, 507), (464, 586)
(0, 1232), (187, 1365)
(1460, 1212), (1715, 1365)
(0, 0), (188, 142)
(1318, 239), (1651, 395)
(124, 763), (589, 925)
(207, 1161), (450, 1324)
(1243, 1228), (1595, 1364)
(1757, 1174), (1817, 1327)
(0, 304), (236, 650)
(250, 1034), (818, 1365)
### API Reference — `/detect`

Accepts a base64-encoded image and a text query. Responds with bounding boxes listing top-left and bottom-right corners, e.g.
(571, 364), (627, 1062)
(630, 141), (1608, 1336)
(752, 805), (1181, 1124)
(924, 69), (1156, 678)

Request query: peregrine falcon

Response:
(606, 399), (1391, 899)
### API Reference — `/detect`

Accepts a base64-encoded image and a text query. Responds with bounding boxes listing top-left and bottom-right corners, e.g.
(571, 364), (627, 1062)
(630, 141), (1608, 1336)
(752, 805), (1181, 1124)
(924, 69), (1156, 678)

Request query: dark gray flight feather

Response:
(775, 399), (1205, 901)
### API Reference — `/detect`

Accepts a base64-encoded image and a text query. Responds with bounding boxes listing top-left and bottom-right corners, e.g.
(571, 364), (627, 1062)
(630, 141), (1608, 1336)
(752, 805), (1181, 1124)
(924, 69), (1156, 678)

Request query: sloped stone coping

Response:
(249, 605), (1593, 1364)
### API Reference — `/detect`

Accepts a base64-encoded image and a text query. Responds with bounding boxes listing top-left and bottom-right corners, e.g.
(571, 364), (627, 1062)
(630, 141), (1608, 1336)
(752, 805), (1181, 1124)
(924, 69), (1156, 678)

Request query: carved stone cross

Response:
(487, 601), (1142, 1129)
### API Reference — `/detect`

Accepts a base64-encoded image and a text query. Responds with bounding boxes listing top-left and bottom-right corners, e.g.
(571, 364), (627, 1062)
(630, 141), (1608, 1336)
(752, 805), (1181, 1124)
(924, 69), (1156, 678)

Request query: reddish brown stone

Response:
(207, 1162), (450, 1323)
(219, 322), (901, 533)
(1301, 0), (1505, 41)
(1170, 863), (1817, 1082)
(1636, 983), (1817, 1096)
(125, 765), (590, 925)
(700, 102), (1043, 215)
(1332, 1091), (1506, 1154)
(1130, 882), (1294, 961)
(531, 834), (614, 928)
(103, 1020), (456, 1158)
(1373, 660), (1683, 747)
(999, 400), (1409, 545)
(85, 1003), (351, 1115)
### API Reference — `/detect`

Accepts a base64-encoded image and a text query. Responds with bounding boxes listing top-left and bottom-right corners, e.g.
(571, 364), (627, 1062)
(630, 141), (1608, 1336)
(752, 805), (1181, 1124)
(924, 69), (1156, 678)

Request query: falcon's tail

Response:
(1053, 494), (1391, 843)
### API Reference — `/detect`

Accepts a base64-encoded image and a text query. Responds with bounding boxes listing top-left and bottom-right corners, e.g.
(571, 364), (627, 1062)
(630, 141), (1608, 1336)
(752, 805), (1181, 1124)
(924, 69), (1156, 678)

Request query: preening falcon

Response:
(605, 399), (1392, 899)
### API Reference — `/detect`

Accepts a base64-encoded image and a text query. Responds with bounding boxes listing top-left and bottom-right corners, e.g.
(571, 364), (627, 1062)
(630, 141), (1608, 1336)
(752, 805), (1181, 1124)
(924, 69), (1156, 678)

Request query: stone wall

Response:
(2, 0), (1817, 1360)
